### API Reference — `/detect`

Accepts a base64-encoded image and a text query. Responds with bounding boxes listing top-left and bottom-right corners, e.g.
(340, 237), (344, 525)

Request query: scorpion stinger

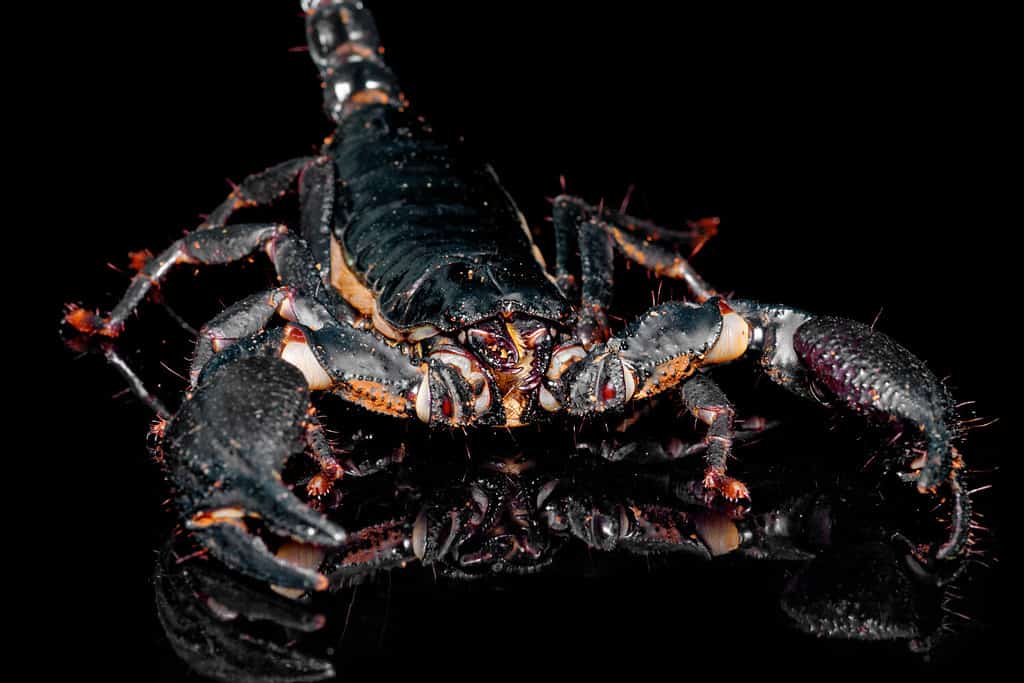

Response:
(63, 0), (976, 591)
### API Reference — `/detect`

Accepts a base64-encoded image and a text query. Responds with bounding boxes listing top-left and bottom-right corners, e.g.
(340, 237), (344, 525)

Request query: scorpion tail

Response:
(304, 1), (404, 123)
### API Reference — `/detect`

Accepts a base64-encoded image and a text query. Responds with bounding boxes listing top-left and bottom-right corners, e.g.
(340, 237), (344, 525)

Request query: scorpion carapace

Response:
(64, 0), (973, 596)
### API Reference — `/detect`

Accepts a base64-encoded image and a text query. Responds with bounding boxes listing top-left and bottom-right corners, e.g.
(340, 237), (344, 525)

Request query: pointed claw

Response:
(702, 471), (751, 503)
(190, 521), (330, 592)
(156, 539), (335, 681)
(63, 304), (122, 338)
(163, 356), (346, 586)
(260, 488), (348, 546)
(172, 544), (328, 631)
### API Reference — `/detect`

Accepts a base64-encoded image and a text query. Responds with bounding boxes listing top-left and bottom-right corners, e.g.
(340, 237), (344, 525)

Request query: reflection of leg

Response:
(681, 373), (750, 501)
(547, 494), (711, 558)
(326, 519), (418, 585)
(588, 414), (774, 465)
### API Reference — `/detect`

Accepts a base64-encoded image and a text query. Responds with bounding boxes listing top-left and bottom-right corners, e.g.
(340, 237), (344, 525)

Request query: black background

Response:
(47, 2), (1008, 681)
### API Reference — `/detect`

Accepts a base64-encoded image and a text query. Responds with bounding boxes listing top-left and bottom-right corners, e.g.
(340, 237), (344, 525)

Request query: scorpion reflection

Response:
(154, 407), (970, 682)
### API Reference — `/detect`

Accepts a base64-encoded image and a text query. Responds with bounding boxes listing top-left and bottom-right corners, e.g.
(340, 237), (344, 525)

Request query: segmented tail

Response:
(303, 1), (403, 122)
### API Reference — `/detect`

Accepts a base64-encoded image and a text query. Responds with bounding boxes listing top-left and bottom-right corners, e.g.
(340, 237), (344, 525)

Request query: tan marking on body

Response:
(330, 236), (408, 340)
(495, 321), (541, 427)
(341, 524), (408, 567)
(547, 344), (586, 380)
(703, 470), (751, 501)
(664, 257), (691, 279)
(350, 89), (391, 106)
(371, 306), (404, 340)
(501, 391), (527, 428)
(338, 379), (410, 418)
(634, 356), (696, 399)
(64, 306), (112, 336)
(610, 227), (647, 265)
(189, 507), (247, 529)
(128, 249), (153, 272)
(485, 163), (549, 275)
(306, 474), (333, 498)
(231, 195), (258, 211)
(330, 236), (377, 316)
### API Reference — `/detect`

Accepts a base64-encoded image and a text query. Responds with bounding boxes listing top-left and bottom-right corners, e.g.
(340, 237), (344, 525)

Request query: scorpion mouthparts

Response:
(518, 372), (543, 392)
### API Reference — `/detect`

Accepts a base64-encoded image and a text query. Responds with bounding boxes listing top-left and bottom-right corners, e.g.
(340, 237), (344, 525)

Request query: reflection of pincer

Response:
(155, 538), (333, 682)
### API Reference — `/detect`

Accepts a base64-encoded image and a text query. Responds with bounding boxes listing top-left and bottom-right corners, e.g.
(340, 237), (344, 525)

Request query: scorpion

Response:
(65, 0), (973, 595)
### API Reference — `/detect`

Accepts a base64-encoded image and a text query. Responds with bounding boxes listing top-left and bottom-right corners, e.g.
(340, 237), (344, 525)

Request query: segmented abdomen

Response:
(329, 105), (569, 331)
(306, 1), (569, 332)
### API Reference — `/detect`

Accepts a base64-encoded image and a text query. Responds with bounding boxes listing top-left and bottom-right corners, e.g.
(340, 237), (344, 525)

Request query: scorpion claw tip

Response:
(702, 472), (751, 503)
(63, 304), (121, 338)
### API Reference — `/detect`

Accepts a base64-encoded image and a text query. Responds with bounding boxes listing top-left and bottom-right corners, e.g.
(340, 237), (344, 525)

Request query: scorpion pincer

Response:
(65, 0), (973, 591)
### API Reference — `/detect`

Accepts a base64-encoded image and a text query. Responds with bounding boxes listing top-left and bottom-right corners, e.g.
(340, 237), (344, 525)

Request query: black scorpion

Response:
(65, 0), (972, 593)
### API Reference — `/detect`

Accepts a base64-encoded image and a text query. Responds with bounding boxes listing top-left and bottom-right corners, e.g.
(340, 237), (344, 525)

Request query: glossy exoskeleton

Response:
(65, 0), (973, 594)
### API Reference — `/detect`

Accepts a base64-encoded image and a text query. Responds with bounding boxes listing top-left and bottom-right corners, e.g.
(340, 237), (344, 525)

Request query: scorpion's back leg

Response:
(552, 196), (719, 346)
(65, 151), (351, 338)
(66, 222), (283, 336)
(66, 219), (358, 337)
(191, 153), (341, 298)
(201, 156), (320, 229)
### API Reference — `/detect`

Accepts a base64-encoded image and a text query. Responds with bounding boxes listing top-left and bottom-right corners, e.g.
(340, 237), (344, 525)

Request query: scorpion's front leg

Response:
(680, 373), (750, 501)
(554, 297), (755, 500)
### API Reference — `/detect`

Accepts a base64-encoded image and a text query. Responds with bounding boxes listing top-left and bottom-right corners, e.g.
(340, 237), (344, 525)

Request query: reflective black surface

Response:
(50, 3), (1006, 680)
